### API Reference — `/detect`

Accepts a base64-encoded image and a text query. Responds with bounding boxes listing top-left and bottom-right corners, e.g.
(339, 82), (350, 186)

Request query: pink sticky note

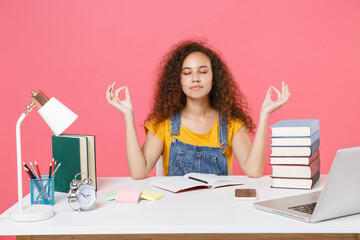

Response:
(115, 189), (141, 204)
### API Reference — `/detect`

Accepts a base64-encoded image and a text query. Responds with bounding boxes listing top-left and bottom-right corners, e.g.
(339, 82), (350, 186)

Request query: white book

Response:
(270, 119), (319, 137)
(270, 149), (320, 165)
(271, 171), (320, 189)
(270, 140), (320, 157)
(150, 173), (243, 193)
(270, 131), (320, 146)
(271, 158), (320, 178)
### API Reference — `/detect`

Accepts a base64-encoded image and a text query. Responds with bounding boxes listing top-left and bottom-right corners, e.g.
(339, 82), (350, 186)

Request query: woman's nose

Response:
(192, 73), (201, 82)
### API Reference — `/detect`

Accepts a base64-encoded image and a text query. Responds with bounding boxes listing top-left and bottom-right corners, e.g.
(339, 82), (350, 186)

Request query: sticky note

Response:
(115, 189), (141, 204)
(140, 190), (164, 202)
(106, 191), (118, 201)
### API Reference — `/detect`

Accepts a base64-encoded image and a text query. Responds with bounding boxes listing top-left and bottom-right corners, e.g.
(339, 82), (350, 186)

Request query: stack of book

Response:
(270, 119), (320, 189)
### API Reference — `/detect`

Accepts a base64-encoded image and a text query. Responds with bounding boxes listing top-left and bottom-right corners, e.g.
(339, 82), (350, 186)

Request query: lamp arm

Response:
(16, 112), (27, 211)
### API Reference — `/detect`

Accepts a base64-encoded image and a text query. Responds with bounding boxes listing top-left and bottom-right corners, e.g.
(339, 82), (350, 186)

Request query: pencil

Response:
(29, 162), (39, 179)
(48, 163), (52, 179)
(35, 160), (42, 179)
(23, 161), (36, 179)
(24, 167), (33, 179)
(24, 167), (36, 179)
(51, 162), (61, 177)
(51, 158), (55, 176)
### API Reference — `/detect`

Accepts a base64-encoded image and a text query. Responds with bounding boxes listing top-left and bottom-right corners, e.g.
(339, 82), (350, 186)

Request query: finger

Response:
(106, 85), (111, 98)
(271, 85), (281, 94)
(108, 82), (115, 94)
(265, 86), (272, 100)
(115, 86), (126, 99)
(125, 86), (131, 101)
(281, 82), (286, 100)
(286, 84), (290, 96)
(284, 85), (290, 100)
(271, 86), (281, 99)
(106, 85), (114, 101)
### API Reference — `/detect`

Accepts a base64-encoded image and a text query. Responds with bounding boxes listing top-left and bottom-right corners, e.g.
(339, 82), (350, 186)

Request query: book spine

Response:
(309, 120), (320, 135)
(310, 139), (320, 156)
(311, 170), (320, 188)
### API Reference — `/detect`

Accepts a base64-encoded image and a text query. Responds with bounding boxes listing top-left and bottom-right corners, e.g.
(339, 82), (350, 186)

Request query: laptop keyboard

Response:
(288, 202), (317, 215)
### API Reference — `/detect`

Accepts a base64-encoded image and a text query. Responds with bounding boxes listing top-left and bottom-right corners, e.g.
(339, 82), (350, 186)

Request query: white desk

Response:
(1, 175), (360, 240)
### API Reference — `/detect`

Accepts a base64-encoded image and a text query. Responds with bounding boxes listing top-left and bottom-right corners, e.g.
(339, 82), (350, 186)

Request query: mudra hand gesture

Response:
(106, 82), (133, 117)
(261, 81), (291, 117)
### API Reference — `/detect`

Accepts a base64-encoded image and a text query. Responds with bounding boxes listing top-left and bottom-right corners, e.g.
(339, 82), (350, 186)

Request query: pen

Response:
(51, 162), (61, 177)
(35, 160), (42, 179)
(188, 176), (208, 184)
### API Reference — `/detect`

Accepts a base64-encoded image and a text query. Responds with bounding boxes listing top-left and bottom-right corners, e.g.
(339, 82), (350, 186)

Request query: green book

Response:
(67, 134), (97, 191)
(52, 134), (97, 193)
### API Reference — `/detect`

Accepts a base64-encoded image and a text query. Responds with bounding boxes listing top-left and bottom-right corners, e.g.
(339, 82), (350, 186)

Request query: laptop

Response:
(254, 147), (360, 223)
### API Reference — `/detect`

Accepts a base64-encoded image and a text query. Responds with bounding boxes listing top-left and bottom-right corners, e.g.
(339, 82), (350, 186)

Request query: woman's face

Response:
(180, 51), (213, 100)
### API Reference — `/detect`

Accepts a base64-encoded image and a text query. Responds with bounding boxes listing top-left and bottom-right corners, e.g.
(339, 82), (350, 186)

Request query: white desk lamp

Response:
(10, 90), (78, 221)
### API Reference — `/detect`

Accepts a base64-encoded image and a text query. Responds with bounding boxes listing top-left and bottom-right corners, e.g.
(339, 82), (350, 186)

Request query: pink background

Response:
(0, 0), (359, 235)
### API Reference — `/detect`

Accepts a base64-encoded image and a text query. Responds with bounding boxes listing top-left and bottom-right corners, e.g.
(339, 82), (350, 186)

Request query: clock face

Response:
(76, 184), (96, 209)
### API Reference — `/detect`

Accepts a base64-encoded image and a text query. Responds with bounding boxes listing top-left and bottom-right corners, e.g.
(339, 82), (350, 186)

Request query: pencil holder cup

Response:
(30, 175), (55, 206)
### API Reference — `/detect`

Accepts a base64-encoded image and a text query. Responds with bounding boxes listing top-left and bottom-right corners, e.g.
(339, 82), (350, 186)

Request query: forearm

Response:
(124, 115), (149, 179)
(243, 113), (269, 177)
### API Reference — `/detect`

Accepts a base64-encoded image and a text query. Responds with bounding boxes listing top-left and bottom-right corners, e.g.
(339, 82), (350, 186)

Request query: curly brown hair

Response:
(146, 40), (256, 133)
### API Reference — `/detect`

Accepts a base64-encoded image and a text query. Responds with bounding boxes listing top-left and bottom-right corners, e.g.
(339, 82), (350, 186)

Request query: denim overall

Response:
(168, 111), (229, 176)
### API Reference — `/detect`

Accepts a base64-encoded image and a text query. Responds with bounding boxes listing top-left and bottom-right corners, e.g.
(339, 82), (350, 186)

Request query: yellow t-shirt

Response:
(144, 117), (244, 176)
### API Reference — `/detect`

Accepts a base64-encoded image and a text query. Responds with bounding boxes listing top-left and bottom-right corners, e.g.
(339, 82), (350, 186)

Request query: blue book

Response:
(270, 119), (319, 137)
(270, 139), (320, 157)
(270, 131), (320, 146)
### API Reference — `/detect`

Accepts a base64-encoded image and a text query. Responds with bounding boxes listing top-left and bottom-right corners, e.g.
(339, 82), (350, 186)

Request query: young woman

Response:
(106, 40), (290, 179)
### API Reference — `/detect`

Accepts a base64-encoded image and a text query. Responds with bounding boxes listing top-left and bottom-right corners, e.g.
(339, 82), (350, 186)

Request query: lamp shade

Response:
(38, 97), (78, 135)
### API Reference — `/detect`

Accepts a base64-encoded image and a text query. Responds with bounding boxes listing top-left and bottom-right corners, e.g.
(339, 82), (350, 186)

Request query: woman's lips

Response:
(190, 86), (203, 90)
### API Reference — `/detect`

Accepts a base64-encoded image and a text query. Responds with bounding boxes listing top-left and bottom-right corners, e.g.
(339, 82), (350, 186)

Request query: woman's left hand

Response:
(261, 81), (291, 117)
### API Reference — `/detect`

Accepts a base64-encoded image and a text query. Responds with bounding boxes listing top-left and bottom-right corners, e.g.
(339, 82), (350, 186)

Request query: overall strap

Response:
(218, 112), (229, 148)
(170, 111), (181, 136)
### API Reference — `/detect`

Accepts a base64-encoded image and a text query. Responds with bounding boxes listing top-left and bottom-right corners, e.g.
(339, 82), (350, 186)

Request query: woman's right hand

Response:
(106, 82), (134, 117)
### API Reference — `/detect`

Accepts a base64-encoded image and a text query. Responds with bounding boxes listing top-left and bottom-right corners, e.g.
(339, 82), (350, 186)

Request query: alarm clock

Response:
(67, 172), (97, 211)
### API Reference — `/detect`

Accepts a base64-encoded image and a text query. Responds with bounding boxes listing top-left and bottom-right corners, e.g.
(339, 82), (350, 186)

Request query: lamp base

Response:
(10, 204), (54, 222)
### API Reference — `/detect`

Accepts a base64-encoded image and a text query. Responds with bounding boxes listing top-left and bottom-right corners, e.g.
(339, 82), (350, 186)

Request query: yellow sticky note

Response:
(141, 190), (164, 202)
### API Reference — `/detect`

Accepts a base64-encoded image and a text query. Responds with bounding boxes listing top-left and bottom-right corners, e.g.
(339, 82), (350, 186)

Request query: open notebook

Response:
(150, 173), (243, 193)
